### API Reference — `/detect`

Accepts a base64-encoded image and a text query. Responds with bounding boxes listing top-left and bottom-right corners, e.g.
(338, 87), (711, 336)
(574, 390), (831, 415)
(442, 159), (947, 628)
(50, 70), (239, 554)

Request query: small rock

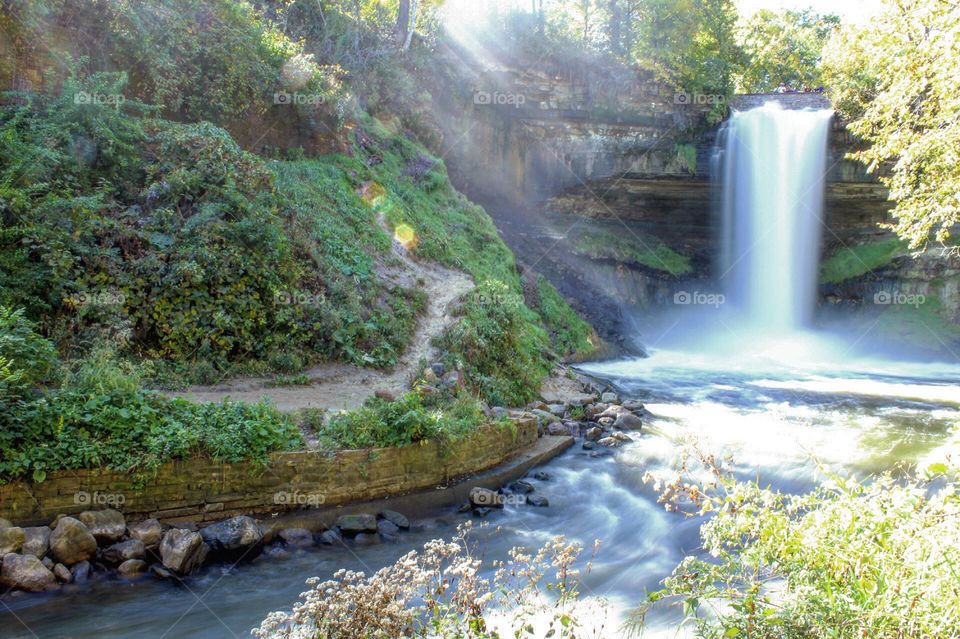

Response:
(278, 528), (314, 548)
(319, 530), (342, 546)
(507, 480), (535, 494)
(562, 421), (582, 437)
(0, 525), (25, 556)
(259, 523), (276, 546)
(526, 496), (550, 507)
(491, 407), (510, 420)
(335, 514), (378, 536)
(457, 501), (472, 514)
(471, 507), (493, 518)
(585, 426), (603, 441)
(601, 392), (620, 404)
(613, 412), (643, 431)
(582, 441), (596, 450)
(21, 527), (50, 558)
(441, 370), (466, 390)
(622, 399), (645, 411)
(597, 437), (623, 448)
(53, 563), (72, 583)
(417, 383), (440, 398)
(374, 389), (396, 402)
(546, 404), (566, 416)
(377, 510), (410, 530)
(533, 471), (550, 481)
(78, 510), (126, 544)
(71, 560), (91, 584)
(117, 559), (148, 578)
(353, 533), (380, 546)
(102, 539), (146, 564)
(149, 564), (175, 580)
(41, 557), (53, 569)
(0, 554), (55, 592)
(546, 422), (569, 436)
(377, 520), (400, 541)
(469, 487), (503, 508)
(199, 516), (263, 555)
(262, 545), (290, 561)
(597, 405), (630, 421)
(128, 519), (164, 550)
(159, 529), (209, 575)
(531, 409), (559, 425)
(421, 367), (439, 384)
(612, 431), (634, 443)
(430, 362), (445, 377)
(598, 416), (615, 428)
(49, 517), (97, 565)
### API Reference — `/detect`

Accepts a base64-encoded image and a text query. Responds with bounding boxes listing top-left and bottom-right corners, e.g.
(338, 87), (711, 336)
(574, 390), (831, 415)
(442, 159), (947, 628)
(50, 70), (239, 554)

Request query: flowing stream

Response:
(3, 104), (959, 638)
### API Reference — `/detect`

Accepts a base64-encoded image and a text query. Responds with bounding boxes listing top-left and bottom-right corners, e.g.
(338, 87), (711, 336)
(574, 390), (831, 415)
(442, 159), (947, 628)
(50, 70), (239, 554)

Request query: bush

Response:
(635, 450), (960, 639)
(0, 388), (302, 484)
(319, 392), (486, 450)
(439, 281), (552, 407)
(0, 306), (58, 395)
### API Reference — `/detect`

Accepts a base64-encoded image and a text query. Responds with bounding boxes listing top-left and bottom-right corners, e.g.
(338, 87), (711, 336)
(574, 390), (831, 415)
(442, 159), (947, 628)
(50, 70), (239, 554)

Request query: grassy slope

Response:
(820, 238), (907, 284)
(571, 228), (692, 276)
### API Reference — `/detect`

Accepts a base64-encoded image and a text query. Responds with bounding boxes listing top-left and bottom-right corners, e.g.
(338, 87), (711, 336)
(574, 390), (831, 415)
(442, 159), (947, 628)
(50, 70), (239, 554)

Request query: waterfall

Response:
(718, 103), (834, 332)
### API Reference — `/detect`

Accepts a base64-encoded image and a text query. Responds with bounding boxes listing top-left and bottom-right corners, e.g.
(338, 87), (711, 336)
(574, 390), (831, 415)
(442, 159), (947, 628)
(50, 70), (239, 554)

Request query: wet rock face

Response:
(334, 514), (378, 536)
(49, 517), (97, 565)
(159, 529), (209, 576)
(79, 510), (127, 544)
(0, 554), (55, 592)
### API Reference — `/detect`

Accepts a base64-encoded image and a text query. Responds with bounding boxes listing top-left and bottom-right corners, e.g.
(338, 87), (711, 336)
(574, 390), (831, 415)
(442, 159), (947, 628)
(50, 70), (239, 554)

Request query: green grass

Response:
(820, 238), (907, 284)
(571, 228), (692, 276)
(535, 276), (595, 357)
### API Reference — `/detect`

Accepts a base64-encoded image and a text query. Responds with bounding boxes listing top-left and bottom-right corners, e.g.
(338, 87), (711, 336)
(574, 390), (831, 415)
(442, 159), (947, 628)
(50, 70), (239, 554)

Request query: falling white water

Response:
(719, 103), (834, 332)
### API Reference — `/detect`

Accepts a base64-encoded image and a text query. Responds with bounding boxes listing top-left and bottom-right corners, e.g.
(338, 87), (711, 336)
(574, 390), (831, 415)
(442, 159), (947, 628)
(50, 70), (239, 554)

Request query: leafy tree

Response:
(822, 0), (960, 249)
(736, 9), (840, 93)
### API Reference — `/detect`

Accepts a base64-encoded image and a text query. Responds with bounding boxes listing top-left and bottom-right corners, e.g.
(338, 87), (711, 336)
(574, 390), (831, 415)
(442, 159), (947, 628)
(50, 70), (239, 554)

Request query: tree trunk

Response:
(401, 0), (418, 52)
(396, 0), (411, 48)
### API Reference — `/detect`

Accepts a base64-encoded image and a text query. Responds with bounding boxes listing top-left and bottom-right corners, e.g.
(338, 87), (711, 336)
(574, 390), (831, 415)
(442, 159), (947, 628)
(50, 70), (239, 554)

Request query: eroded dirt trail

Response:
(169, 231), (474, 413)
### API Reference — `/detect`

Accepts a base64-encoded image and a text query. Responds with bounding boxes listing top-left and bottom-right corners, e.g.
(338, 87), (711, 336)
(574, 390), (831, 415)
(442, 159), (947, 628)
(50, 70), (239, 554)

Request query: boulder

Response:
(533, 472), (550, 481)
(585, 426), (603, 441)
(21, 526), (50, 558)
(49, 517), (97, 565)
(128, 519), (164, 550)
(277, 528), (314, 548)
(70, 560), (91, 584)
(335, 514), (378, 536)
(150, 564), (175, 580)
(377, 510), (410, 530)
(597, 437), (623, 448)
(0, 554), (55, 592)
(53, 563), (72, 583)
(507, 480), (535, 495)
(469, 487), (503, 508)
(491, 406), (510, 420)
(376, 520), (400, 541)
(199, 516), (263, 556)
(318, 529), (342, 546)
(547, 404), (567, 416)
(611, 431), (634, 443)
(582, 441), (596, 450)
(354, 533), (380, 546)
(374, 389), (396, 402)
(612, 412), (643, 431)
(102, 539), (146, 565)
(159, 529), (209, 575)
(601, 392), (620, 404)
(526, 496), (550, 507)
(622, 400), (645, 412)
(531, 409), (558, 425)
(597, 405), (630, 420)
(562, 421), (582, 437)
(546, 422), (569, 436)
(117, 559), (148, 578)
(0, 525), (25, 556)
(79, 510), (126, 544)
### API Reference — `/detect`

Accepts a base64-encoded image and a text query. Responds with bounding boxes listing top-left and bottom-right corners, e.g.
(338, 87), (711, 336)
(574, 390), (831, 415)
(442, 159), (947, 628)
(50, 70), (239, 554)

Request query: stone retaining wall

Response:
(0, 419), (538, 527)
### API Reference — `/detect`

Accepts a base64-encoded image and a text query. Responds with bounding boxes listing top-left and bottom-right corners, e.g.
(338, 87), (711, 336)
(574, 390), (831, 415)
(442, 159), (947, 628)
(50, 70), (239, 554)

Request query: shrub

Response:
(254, 523), (600, 639)
(0, 306), (58, 394)
(319, 392), (486, 450)
(634, 449), (960, 639)
(439, 281), (552, 407)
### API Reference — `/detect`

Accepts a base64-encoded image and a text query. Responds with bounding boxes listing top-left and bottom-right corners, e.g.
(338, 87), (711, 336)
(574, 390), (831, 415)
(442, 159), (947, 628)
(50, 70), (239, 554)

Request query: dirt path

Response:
(169, 229), (474, 413)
